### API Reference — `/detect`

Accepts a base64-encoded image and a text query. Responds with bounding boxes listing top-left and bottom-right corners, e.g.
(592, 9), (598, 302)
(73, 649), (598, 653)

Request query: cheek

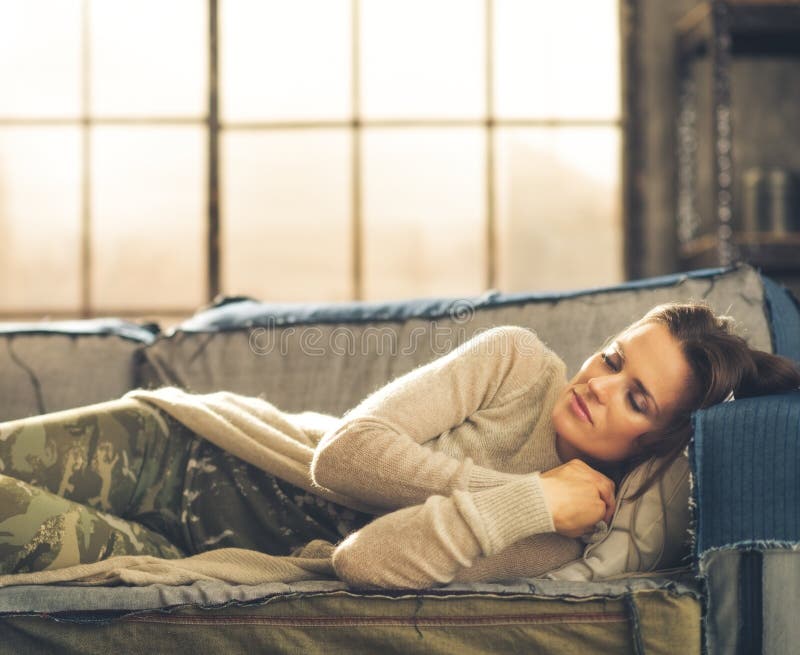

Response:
(551, 393), (581, 434)
(610, 409), (650, 441)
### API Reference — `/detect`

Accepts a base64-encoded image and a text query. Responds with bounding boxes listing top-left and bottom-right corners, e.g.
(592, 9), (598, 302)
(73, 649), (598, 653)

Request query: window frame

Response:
(0, 0), (626, 319)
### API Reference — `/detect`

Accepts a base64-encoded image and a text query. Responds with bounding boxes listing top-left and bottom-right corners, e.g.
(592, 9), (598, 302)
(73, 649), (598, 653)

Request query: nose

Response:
(587, 375), (616, 404)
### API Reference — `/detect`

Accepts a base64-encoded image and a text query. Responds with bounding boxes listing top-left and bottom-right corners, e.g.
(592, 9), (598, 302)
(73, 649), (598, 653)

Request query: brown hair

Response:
(620, 301), (800, 500)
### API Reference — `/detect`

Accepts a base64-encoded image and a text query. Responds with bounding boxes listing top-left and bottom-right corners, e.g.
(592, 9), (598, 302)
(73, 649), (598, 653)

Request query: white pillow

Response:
(544, 452), (691, 581)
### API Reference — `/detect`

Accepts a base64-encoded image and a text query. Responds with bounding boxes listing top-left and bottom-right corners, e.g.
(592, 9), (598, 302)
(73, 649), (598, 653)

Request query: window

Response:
(0, 0), (621, 321)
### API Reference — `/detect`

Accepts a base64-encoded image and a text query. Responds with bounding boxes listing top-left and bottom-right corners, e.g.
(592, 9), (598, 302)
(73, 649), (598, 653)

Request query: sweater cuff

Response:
(466, 464), (528, 491)
(453, 475), (555, 557)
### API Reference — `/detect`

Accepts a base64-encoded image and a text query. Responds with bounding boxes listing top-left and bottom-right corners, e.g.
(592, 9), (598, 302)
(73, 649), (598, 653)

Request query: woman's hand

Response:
(538, 459), (616, 538)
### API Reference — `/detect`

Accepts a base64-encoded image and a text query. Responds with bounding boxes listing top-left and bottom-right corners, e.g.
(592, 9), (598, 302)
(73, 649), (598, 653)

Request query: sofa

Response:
(0, 263), (797, 654)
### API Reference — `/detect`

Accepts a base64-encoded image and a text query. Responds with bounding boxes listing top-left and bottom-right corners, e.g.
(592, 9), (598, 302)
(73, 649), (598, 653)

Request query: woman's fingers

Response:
(539, 459), (617, 537)
(573, 459), (616, 524)
(595, 475), (616, 524)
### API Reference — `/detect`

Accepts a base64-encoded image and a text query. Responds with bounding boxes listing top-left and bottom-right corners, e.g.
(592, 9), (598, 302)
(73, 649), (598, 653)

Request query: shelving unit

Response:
(674, 1), (800, 272)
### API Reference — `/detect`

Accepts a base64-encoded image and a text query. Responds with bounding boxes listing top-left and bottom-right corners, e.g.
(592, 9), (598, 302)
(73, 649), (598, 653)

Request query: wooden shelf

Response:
(677, 2), (800, 58)
(680, 232), (800, 270)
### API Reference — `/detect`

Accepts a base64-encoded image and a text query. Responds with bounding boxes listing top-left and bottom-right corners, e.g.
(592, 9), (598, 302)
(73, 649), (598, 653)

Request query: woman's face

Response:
(551, 322), (692, 464)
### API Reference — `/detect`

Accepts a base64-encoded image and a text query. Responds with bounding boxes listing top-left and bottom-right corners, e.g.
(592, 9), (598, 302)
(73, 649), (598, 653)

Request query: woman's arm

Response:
(310, 326), (565, 510)
(331, 475), (562, 589)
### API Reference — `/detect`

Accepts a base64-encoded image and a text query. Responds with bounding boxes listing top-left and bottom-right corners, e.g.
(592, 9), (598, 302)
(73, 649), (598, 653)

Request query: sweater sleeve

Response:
(310, 325), (563, 511)
(331, 474), (560, 589)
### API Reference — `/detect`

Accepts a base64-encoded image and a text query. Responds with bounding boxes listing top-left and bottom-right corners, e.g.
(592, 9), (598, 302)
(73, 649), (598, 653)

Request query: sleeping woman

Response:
(0, 302), (798, 588)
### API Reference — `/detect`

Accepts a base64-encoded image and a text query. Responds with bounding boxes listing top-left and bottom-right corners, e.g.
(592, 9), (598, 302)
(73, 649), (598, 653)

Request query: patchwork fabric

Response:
(691, 391), (800, 655)
(0, 581), (702, 653)
(692, 392), (800, 551)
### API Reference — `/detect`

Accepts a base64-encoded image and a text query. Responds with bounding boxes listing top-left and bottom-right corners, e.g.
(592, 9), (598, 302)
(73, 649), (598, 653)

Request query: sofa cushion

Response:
(0, 319), (157, 421)
(0, 577), (702, 654)
(141, 264), (775, 417)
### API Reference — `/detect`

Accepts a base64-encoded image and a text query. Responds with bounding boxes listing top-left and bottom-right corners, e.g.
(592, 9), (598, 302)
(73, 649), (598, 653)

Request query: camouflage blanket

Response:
(0, 387), (381, 587)
(123, 387), (383, 515)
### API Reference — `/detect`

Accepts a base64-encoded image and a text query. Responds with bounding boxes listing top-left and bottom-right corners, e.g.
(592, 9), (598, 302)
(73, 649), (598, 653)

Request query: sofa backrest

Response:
(0, 320), (156, 421)
(1, 266), (793, 422)
(139, 265), (788, 417)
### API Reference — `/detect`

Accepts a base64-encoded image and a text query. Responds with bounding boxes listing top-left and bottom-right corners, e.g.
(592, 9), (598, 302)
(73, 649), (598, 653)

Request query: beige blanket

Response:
(0, 387), (380, 588)
(0, 540), (337, 587)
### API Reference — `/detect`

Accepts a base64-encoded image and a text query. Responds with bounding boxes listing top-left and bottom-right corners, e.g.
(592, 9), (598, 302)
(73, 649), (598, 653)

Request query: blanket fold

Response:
(0, 540), (337, 587)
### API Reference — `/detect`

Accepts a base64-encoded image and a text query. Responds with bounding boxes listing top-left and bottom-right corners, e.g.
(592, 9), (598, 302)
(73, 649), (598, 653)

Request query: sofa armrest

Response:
(691, 391), (800, 554)
(690, 391), (800, 655)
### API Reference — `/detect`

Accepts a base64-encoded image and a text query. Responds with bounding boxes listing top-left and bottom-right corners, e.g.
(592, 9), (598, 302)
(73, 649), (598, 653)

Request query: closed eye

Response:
(600, 350), (646, 414)
(628, 393), (646, 414)
(600, 351), (619, 371)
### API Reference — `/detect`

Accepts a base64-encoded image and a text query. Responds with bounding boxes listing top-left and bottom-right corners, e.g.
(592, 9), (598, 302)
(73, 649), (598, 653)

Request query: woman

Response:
(0, 302), (797, 588)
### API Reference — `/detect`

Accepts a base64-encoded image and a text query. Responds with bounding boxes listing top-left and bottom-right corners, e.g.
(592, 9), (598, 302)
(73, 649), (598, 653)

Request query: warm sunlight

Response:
(0, 0), (621, 317)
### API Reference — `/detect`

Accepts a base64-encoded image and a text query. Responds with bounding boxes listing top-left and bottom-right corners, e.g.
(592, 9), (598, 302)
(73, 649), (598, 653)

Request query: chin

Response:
(551, 408), (586, 457)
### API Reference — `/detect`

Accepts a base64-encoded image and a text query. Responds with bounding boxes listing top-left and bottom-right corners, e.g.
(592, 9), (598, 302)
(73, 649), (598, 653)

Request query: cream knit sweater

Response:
(310, 325), (583, 588)
(0, 325), (583, 589)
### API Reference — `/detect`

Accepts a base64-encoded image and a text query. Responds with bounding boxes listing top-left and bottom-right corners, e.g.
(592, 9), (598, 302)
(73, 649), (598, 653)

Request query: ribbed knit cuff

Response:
(466, 464), (528, 491)
(452, 475), (555, 557)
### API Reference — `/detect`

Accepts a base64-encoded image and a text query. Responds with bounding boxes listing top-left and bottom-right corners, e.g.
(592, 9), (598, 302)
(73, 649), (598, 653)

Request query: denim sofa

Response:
(0, 264), (796, 654)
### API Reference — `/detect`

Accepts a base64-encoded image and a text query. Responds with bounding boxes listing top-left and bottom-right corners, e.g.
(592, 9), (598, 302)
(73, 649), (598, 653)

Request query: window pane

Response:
(90, 127), (206, 311)
(222, 130), (352, 301)
(362, 128), (486, 299)
(494, 0), (620, 120)
(220, 0), (351, 122)
(360, 0), (485, 119)
(89, 0), (207, 117)
(0, 0), (82, 118)
(495, 127), (622, 291)
(0, 128), (82, 312)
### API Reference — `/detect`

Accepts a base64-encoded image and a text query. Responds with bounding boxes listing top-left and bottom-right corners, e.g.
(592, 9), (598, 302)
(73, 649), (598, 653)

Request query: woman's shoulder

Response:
(461, 325), (567, 398)
(465, 325), (564, 365)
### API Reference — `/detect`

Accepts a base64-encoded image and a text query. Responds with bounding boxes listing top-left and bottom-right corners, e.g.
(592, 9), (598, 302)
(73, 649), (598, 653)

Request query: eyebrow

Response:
(614, 342), (661, 416)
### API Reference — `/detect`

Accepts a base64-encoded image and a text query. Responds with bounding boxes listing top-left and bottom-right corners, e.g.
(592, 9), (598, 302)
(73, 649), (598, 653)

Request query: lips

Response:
(570, 389), (593, 424)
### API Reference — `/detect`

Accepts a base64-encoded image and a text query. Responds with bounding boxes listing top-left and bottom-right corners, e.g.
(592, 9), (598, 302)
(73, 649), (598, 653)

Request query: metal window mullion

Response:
(621, 0), (641, 280)
(80, 0), (92, 318)
(218, 118), (622, 129)
(0, 117), (207, 126)
(485, 0), (496, 291)
(0, 118), (620, 128)
(352, 0), (363, 301)
(208, 0), (220, 301)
